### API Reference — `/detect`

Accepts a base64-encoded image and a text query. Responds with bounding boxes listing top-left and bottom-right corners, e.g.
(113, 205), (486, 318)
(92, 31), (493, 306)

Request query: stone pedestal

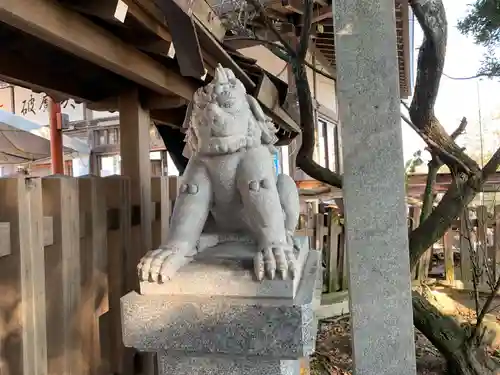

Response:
(120, 238), (321, 375)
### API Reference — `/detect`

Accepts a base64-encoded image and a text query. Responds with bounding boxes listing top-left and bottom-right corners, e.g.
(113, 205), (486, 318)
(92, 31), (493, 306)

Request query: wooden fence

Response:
(296, 203), (346, 294)
(5, 175), (496, 375)
(411, 205), (500, 290)
(0, 175), (178, 375)
(297, 202), (500, 295)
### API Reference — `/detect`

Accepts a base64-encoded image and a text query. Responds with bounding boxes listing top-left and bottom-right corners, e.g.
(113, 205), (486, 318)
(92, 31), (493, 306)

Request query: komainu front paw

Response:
(254, 243), (297, 281)
(137, 246), (190, 283)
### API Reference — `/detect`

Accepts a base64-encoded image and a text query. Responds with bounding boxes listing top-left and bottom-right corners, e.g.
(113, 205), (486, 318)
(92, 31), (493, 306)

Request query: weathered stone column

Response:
(333, 1), (417, 375)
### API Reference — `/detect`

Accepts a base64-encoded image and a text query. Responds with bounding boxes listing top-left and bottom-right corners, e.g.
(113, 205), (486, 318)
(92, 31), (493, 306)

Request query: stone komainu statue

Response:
(138, 64), (300, 282)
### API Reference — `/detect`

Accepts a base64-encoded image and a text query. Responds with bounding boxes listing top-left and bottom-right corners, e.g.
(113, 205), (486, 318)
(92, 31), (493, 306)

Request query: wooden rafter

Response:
(56, 0), (129, 22)
(311, 5), (332, 23)
(0, 0), (198, 100)
(155, 0), (206, 79)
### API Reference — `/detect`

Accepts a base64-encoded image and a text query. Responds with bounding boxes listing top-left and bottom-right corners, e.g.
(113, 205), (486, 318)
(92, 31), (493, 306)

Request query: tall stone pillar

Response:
(333, 1), (417, 375)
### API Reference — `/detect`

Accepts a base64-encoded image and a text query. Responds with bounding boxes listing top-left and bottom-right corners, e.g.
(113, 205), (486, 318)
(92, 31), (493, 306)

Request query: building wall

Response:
(238, 45), (340, 180)
(0, 85), (115, 125)
(0, 56), (340, 181)
(238, 45), (338, 114)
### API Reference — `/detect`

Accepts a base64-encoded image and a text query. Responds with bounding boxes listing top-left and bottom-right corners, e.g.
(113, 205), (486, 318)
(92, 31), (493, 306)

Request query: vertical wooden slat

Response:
(306, 201), (316, 250)
(417, 248), (432, 281)
(0, 222), (10, 257)
(104, 176), (133, 375)
(443, 230), (455, 284)
(476, 205), (488, 286)
(494, 205), (500, 281)
(168, 176), (180, 202)
(408, 206), (421, 280)
(459, 209), (472, 282)
(42, 176), (81, 375)
(0, 177), (47, 375)
(338, 228), (348, 290)
(314, 213), (325, 252)
(327, 214), (342, 293)
(151, 176), (170, 249)
(79, 176), (109, 375)
(119, 88), (152, 265)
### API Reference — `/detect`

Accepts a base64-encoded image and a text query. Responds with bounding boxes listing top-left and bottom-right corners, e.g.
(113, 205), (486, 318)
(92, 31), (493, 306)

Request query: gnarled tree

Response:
(223, 0), (500, 374)
(158, 0), (500, 373)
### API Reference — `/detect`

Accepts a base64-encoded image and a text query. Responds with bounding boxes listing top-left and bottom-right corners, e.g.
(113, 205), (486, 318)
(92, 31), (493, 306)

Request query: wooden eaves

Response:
(0, 0), (301, 143)
(222, 0), (412, 98)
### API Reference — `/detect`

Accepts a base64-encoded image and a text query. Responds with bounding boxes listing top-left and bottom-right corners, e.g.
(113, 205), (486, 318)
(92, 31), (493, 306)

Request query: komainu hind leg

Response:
(276, 173), (300, 247)
(237, 146), (297, 280)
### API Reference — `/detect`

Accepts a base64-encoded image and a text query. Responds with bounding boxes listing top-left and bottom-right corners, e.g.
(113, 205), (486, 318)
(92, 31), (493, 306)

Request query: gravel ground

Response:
(310, 315), (447, 375)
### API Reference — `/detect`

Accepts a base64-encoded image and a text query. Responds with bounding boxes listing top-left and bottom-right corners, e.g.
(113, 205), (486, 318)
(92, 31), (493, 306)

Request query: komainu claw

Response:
(254, 243), (298, 281)
(254, 251), (265, 281)
(137, 245), (191, 283)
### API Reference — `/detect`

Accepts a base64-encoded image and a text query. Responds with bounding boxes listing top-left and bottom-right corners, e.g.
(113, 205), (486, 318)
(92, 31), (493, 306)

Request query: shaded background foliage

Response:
(458, 0), (500, 77)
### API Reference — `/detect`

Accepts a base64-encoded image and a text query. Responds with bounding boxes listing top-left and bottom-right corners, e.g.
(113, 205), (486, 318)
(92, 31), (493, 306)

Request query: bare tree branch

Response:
(297, 0), (313, 62)
(401, 112), (472, 172)
(409, 0), (480, 176)
(470, 275), (500, 344)
(223, 37), (336, 80)
(451, 117), (468, 139)
(294, 60), (342, 188)
(419, 117), (467, 222)
(239, 0), (341, 188)
(245, 0), (296, 56)
(409, 145), (500, 270)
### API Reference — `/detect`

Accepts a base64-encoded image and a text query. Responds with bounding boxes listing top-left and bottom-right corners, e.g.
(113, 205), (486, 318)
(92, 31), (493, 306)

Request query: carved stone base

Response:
(140, 236), (310, 299)
(120, 245), (321, 375)
(157, 354), (302, 375)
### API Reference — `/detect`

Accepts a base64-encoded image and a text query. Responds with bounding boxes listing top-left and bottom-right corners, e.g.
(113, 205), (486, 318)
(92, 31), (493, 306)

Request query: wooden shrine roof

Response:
(0, 0), (301, 143)
(222, 0), (412, 98)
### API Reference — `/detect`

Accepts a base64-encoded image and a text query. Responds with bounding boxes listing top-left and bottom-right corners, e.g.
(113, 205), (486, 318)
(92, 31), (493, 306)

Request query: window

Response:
(108, 128), (118, 144)
(314, 119), (328, 169)
(315, 117), (341, 173)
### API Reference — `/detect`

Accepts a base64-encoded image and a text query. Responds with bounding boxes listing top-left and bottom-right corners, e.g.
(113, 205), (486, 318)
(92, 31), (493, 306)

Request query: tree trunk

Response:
(412, 292), (497, 375)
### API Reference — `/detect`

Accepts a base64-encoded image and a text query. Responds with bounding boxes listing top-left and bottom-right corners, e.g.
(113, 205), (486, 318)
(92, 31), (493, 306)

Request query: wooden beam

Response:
(0, 0), (198, 100)
(151, 107), (188, 126)
(255, 73), (281, 110)
(87, 93), (188, 112)
(86, 97), (118, 112)
(143, 95), (187, 110)
(255, 73), (300, 134)
(223, 36), (264, 50)
(138, 39), (174, 58)
(312, 6), (332, 23)
(128, 0), (250, 89)
(194, 22), (256, 90)
(314, 99), (337, 123)
(134, 0), (225, 42)
(155, 0), (206, 79)
(167, 0), (226, 42)
(281, 0), (304, 14)
(0, 33), (129, 103)
(0, 73), (86, 104)
(311, 43), (336, 77)
(123, 0), (171, 43)
(119, 88), (152, 262)
(57, 0), (128, 23)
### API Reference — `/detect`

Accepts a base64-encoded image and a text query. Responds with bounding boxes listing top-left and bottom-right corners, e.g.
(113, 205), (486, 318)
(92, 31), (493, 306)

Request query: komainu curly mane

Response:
(182, 65), (278, 158)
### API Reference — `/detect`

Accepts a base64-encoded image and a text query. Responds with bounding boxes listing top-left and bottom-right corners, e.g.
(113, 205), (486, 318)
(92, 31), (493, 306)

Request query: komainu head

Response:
(182, 65), (278, 157)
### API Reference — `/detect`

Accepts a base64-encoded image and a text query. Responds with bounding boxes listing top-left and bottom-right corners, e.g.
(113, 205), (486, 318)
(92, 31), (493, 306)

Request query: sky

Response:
(401, 0), (500, 162)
